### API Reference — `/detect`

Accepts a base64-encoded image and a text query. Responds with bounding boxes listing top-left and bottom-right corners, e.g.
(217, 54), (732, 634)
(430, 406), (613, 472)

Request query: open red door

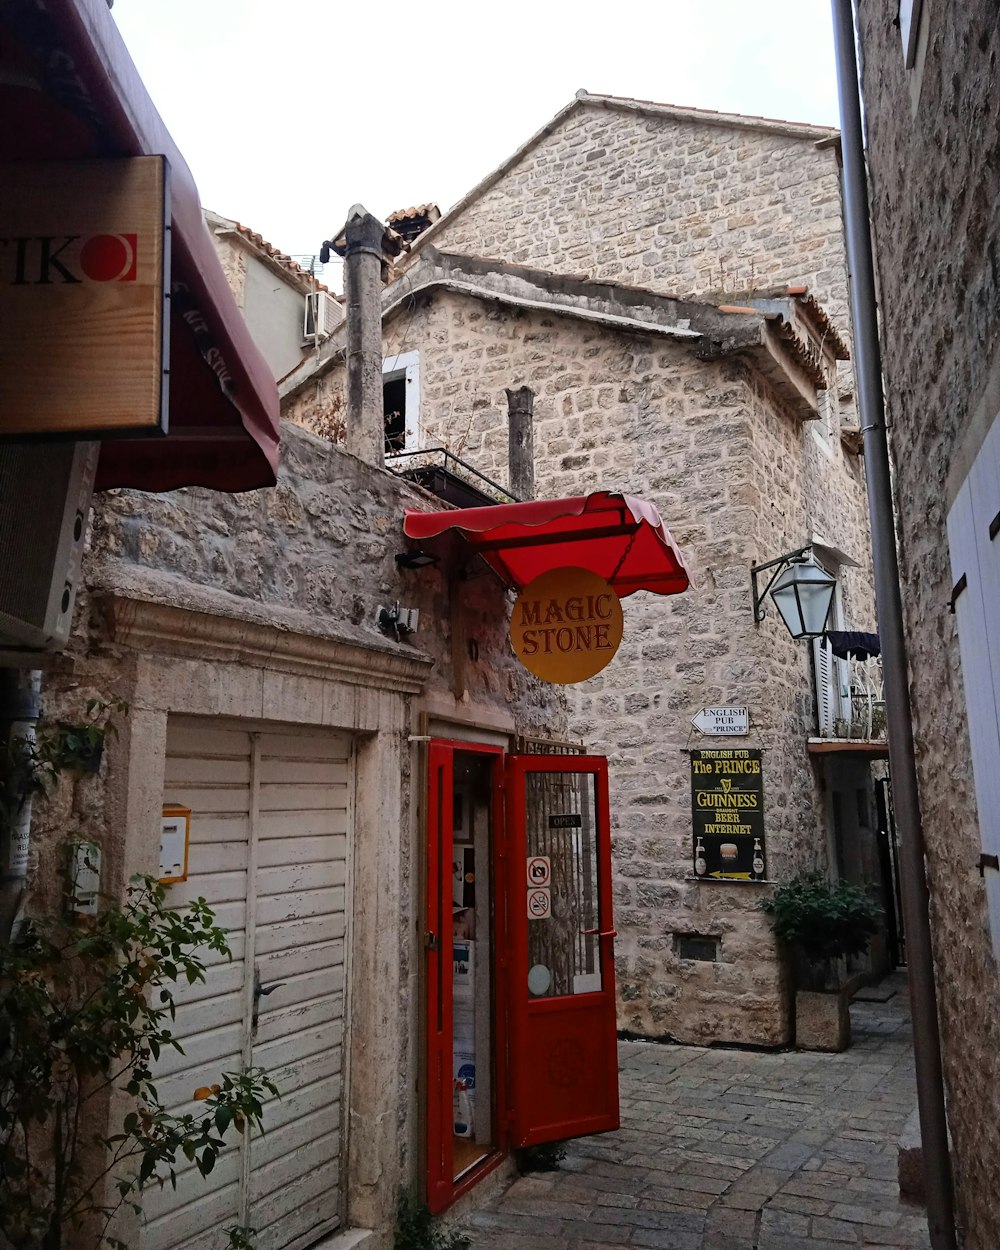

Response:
(505, 754), (620, 1147)
(425, 741), (455, 1211)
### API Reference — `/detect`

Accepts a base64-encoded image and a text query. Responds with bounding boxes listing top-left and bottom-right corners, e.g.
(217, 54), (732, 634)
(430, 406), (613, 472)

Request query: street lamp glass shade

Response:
(768, 554), (836, 640)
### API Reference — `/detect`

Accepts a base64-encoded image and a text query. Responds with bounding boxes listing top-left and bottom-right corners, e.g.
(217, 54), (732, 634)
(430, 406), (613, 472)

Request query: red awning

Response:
(0, 0), (279, 492)
(403, 492), (690, 597)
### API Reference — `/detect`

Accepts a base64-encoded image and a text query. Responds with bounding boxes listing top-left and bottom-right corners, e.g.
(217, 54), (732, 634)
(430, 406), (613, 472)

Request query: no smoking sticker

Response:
(527, 887), (551, 919)
(526, 855), (551, 887)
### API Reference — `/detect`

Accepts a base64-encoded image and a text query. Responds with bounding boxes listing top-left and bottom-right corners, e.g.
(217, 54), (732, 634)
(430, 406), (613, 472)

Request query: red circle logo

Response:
(80, 234), (136, 281)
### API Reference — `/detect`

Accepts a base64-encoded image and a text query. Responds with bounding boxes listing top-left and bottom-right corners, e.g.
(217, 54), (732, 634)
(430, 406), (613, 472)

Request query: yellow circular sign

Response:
(510, 567), (624, 684)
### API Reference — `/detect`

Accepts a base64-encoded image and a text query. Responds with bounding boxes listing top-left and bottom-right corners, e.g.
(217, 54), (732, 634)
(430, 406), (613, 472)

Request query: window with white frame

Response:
(947, 413), (1000, 953)
(383, 351), (420, 455)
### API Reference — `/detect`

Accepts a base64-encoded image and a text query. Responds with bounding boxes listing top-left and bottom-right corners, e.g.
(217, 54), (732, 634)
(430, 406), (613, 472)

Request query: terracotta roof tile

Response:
(387, 203), (441, 225)
(232, 222), (330, 292)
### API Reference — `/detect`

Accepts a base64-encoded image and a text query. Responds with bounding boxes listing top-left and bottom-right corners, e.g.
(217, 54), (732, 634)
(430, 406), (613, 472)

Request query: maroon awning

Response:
(0, 0), (279, 492)
(404, 492), (690, 597)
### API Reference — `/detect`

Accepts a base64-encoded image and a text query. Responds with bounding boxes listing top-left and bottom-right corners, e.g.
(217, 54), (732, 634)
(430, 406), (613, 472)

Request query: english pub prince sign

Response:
(0, 157), (169, 438)
(691, 748), (766, 881)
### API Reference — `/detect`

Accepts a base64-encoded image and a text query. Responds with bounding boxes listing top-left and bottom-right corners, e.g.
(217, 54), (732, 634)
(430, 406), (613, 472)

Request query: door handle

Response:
(581, 928), (618, 938)
(256, 981), (285, 998)
(424, 931), (439, 951)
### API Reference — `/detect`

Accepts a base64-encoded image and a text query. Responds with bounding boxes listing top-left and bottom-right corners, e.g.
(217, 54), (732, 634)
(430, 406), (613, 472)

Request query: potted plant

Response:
(760, 873), (882, 1051)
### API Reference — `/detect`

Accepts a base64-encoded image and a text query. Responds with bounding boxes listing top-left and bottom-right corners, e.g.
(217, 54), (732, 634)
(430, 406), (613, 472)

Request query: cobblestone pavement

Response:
(460, 974), (930, 1250)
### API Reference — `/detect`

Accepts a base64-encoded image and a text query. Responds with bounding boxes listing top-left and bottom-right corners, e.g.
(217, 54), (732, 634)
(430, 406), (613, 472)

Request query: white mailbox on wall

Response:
(160, 805), (191, 884)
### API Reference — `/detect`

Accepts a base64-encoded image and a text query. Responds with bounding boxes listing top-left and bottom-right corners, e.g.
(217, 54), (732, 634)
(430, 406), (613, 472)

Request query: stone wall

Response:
(858, 3), (1000, 1246)
(415, 101), (848, 329)
(81, 421), (558, 737)
(297, 289), (875, 1043)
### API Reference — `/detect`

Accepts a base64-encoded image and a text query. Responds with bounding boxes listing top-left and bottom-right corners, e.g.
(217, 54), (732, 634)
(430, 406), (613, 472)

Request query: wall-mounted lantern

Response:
(751, 546), (837, 640)
(395, 548), (438, 570)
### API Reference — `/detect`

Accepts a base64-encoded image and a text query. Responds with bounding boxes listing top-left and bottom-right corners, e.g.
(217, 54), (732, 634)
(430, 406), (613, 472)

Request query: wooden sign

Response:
(0, 157), (169, 437)
(691, 706), (750, 736)
(510, 567), (623, 684)
(691, 748), (767, 881)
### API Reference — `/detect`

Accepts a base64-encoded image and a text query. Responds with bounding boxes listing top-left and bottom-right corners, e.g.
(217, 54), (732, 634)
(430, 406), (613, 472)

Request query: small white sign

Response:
(527, 887), (551, 920)
(526, 855), (551, 888)
(691, 705), (750, 736)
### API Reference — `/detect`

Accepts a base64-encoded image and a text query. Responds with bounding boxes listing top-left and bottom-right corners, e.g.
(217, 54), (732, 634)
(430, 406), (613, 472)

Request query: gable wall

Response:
(422, 105), (848, 327)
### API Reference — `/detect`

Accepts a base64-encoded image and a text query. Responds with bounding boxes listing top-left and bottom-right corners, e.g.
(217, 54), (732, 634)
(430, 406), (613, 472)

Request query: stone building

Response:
(856, 3), (1000, 1246)
(205, 211), (343, 383)
(34, 417), (572, 1249)
(282, 94), (887, 1046)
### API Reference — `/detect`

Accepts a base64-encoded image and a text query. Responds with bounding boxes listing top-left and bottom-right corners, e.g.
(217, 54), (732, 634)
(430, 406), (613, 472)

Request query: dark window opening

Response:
(675, 933), (720, 962)
(384, 375), (406, 453)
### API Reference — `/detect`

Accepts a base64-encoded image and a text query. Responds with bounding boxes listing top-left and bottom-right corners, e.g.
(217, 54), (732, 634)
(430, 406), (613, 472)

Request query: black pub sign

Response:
(690, 747), (766, 881)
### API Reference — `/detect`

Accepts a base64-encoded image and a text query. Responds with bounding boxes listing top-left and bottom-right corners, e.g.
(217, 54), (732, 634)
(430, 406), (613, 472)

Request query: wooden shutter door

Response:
(143, 718), (350, 1250)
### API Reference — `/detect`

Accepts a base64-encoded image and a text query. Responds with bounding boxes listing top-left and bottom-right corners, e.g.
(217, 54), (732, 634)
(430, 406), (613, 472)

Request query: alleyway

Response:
(461, 975), (930, 1249)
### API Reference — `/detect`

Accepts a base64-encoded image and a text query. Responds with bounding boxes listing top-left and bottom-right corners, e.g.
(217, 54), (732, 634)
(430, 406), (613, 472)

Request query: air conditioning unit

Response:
(0, 441), (98, 650)
(303, 290), (341, 342)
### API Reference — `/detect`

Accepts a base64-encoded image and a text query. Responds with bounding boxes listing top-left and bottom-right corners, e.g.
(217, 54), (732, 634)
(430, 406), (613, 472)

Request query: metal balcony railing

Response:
(814, 638), (887, 742)
(385, 446), (518, 509)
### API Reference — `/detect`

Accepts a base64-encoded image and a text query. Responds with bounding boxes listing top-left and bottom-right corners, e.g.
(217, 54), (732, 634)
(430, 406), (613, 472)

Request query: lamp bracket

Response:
(750, 545), (813, 625)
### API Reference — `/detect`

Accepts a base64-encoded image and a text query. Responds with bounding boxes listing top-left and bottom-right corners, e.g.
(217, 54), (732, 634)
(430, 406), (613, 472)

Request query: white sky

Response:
(111, 1), (840, 284)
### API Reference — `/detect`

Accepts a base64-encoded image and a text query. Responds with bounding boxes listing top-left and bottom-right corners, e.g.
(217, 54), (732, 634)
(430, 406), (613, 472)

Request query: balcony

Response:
(809, 636), (888, 757)
(386, 446), (518, 509)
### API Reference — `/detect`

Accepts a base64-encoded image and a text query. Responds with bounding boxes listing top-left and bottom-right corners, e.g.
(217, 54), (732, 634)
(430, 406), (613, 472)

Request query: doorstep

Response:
(310, 1230), (375, 1250)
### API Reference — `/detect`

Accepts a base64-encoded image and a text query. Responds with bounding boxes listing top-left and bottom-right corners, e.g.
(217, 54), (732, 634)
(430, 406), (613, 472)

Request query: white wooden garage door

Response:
(141, 719), (350, 1250)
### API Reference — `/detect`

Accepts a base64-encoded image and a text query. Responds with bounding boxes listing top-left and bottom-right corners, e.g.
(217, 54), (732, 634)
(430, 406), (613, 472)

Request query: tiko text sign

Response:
(510, 567), (624, 684)
(0, 157), (169, 437)
(691, 748), (766, 881)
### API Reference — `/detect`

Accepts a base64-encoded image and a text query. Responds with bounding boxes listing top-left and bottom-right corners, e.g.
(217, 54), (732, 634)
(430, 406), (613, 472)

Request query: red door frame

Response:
(425, 739), (509, 1213)
(505, 753), (620, 1148)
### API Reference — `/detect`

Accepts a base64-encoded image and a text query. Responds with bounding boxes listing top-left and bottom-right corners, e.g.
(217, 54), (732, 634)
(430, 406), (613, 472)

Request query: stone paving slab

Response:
(458, 974), (930, 1249)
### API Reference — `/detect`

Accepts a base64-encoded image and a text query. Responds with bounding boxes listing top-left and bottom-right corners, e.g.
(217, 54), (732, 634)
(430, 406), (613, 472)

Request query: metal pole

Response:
(830, 3), (956, 1246)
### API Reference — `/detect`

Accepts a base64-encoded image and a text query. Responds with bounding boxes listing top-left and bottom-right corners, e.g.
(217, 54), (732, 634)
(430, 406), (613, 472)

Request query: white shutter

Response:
(813, 636), (836, 736)
(143, 720), (350, 1250)
(947, 416), (1000, 954)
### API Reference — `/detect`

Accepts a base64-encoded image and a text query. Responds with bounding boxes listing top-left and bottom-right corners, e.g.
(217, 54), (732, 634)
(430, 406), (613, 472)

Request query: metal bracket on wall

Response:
(978, 854), (999, 877)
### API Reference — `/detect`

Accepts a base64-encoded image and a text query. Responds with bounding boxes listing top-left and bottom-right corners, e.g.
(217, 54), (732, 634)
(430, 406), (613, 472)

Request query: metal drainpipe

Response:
(0, 668), (42, 938)
(830, 3), (956, 1247)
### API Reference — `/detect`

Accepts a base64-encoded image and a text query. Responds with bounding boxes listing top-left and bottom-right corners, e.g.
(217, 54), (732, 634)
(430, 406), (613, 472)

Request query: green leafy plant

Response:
(394, 1188), (470, 1250)
(223, 1227), (259, 1250)
(0, 874), (277, 1249)
(759, 872), (882, 985)
(0, 699), (126, 837)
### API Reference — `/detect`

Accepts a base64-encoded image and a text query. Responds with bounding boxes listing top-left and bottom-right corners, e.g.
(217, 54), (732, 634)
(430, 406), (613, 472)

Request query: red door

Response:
(505, 754), (620, 1147)
(425, 741), (454, 1212)
(425, 741), (508, 1213)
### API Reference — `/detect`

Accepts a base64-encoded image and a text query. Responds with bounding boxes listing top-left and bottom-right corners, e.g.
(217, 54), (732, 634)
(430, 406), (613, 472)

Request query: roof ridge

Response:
(577, 91), (840, 136)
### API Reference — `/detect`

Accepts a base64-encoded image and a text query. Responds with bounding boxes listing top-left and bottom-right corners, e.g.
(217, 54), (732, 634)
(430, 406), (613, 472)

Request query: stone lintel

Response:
(94, 572), (432, 695)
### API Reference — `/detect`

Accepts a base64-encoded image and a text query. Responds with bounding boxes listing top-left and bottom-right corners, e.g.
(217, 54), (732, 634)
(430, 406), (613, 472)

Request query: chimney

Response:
(328, 205), (404, 467)
(506, 386), (535, 501)
(386, 203), (441, 245)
